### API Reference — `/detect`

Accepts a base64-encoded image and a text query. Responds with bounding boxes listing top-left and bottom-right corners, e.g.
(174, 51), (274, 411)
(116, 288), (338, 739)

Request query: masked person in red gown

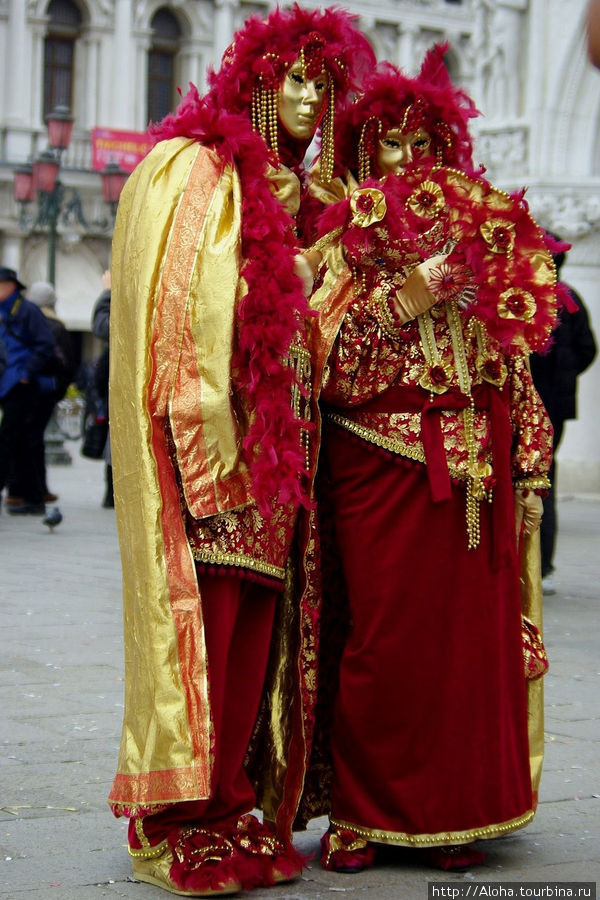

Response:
(303, 45), (561, 872)
(107, 7), (374, 896)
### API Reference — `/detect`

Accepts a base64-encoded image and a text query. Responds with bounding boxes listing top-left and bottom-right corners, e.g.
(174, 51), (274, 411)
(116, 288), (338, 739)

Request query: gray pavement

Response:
(1, 445), (599, 899)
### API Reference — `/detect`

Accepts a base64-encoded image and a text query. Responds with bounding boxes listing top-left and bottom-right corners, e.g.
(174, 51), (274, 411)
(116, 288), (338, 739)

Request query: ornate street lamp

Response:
(100, 161), (128, 218)
(13, 162), (34, 203)
(46, 105), (74, 152)
(12, 106), (127, 285)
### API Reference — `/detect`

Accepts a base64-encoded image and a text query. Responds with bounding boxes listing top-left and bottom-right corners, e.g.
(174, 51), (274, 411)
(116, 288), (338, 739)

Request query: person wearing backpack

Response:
(0, 267), (56, 514)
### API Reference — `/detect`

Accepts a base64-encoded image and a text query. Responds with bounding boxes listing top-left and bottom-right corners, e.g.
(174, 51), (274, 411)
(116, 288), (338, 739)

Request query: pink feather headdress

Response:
(335, 44), (480, 178)
(148, 6), (374, 514)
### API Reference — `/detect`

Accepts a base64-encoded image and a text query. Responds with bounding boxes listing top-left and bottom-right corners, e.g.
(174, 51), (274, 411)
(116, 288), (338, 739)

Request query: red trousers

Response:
(130, 571), (276, 845)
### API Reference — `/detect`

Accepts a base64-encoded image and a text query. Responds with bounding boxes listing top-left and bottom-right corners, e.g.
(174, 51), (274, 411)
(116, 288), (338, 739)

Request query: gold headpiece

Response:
(250, 50), (337, 183)
(358, 117), (382, 183)
(251, 52), (280, 163)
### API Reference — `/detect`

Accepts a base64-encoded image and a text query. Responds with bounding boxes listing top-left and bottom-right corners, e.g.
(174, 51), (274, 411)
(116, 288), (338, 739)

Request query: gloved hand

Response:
(294, 253), (316, 297)
(265, 163), (301, 217)
(391, 253), (448, 324)
(514, 489), (543, 539)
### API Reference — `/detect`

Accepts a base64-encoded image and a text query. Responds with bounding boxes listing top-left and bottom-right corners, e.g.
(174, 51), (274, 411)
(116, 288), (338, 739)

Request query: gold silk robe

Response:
(108, 137), (320, 828)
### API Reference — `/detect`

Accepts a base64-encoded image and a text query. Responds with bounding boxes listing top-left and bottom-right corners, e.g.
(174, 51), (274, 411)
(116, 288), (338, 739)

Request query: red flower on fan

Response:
(427, 261), (471, 302)
(407, 180), (444, 218)
(498, 288), (536, 320)
(480, 219), (516, 255)
(492, 226), (511, 249)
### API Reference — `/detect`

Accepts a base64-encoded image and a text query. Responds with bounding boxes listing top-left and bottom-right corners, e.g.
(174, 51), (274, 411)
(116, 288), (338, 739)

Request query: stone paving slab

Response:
(1, 447), (599, 898)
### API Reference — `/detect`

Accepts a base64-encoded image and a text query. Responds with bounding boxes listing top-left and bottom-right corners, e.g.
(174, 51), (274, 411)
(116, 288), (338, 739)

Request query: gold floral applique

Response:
(350, 188), (387, 228)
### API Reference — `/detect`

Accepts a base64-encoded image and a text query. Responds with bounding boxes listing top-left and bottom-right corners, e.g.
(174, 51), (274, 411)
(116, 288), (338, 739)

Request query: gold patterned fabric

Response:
(318, 299), (552, 490)
(303, 222), (550, 825)
(109, 139), (237, 813)
(107, 138), (275, 812)
(108, 137), (323, 834)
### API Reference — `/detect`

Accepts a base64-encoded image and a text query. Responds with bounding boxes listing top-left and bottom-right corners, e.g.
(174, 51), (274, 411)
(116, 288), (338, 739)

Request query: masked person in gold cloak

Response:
(301, 46), (564, 872)
(107, 6), (375, 896)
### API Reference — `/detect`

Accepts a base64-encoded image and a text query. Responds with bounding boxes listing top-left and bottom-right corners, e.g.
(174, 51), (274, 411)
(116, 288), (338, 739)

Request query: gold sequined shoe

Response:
(130, 833), (242, 897)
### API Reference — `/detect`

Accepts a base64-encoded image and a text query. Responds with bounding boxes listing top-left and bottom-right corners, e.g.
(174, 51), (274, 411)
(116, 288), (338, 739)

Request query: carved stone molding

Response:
(475, 127), (528, 179)
(527, 190), (600, 240)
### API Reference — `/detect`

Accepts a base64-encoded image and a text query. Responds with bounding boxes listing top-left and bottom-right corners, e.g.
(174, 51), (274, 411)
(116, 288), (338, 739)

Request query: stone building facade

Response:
(0, 0), (598, 488)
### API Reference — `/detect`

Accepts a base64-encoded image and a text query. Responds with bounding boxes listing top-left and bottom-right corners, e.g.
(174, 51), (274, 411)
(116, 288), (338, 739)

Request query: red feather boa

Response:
(143, 4), (376, 513)
(151, 88), (309, 514)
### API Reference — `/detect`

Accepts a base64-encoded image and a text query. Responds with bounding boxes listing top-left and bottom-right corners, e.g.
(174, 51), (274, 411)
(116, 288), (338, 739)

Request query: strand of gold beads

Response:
(446, 303), (492, 549)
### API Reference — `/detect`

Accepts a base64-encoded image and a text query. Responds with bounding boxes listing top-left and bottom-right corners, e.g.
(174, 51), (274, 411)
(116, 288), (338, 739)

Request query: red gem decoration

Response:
(302, 31), (326, 79)
(492, 226), (512, 249)
(505, 293), (527, 316)
(356, 193), (375, 213)
(429, 364), (448, 386)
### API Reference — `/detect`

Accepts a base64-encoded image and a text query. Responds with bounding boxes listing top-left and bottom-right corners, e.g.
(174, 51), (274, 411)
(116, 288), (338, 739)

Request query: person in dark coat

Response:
(9, 281), (75, 504)
(0, 267), (57, 514)
(91, 270), (112, 507)
(530, 240), (597, 590)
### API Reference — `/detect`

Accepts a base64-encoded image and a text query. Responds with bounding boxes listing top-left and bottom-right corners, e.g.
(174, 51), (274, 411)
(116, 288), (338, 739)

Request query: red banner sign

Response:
(91, 128), (152, 173)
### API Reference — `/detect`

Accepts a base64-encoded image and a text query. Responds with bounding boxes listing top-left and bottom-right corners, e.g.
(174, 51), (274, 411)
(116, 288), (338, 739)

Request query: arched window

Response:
(43, 0), (82, 118)
(147, 8), (182, 124)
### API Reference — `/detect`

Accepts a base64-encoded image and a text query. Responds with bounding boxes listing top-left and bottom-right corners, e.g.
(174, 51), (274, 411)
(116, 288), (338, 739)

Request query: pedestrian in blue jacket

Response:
(0, 266), (56, 514)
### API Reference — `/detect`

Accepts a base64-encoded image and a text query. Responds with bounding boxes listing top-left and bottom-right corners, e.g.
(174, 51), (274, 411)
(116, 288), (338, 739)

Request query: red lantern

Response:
(33, 150), (60, 194)
(13, 163), (34, 202)
(45, 105), (74, 151)
(101, 161), (128, 206)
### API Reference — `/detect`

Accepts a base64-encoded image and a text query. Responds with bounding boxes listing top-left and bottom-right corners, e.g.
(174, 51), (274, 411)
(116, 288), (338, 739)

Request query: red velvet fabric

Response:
(130, 572), (276, 846)
(325, 424), (532, 840)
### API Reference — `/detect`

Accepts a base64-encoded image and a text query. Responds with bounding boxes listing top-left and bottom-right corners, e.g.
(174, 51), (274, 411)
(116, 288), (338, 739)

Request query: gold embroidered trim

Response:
(128, 838), (169, 860)
(417, 310), (453, 394)
(310, 226), (343, 257)
(135, 817), (151, 850)
(191, 549), (286, 581)
(371, 281), (402, 341)
(289, 342), (312, 471)
(418, 303), (492, 549)
(513, 475), (551, 491)
(326, 411), (471, 483)
(329, 808), (535, 848)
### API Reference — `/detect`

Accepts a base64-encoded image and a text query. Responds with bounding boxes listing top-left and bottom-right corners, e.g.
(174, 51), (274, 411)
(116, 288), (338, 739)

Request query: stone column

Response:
(82, 32), (101, 131)
(397, 23), (419, 72)
(214, 0), (236, 63)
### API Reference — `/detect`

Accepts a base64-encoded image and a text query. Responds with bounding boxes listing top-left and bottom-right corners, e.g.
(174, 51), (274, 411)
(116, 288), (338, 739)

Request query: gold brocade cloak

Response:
(108, 137), (323, 838)
(108, 137), (259, 813)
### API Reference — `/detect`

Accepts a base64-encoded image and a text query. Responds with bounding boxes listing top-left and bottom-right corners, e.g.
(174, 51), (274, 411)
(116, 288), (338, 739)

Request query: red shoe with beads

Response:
(320, 827), (377, 873)
(425, 844), (486, 870)
(229, 813), (306, 888)
(130, 826), (242, 896)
